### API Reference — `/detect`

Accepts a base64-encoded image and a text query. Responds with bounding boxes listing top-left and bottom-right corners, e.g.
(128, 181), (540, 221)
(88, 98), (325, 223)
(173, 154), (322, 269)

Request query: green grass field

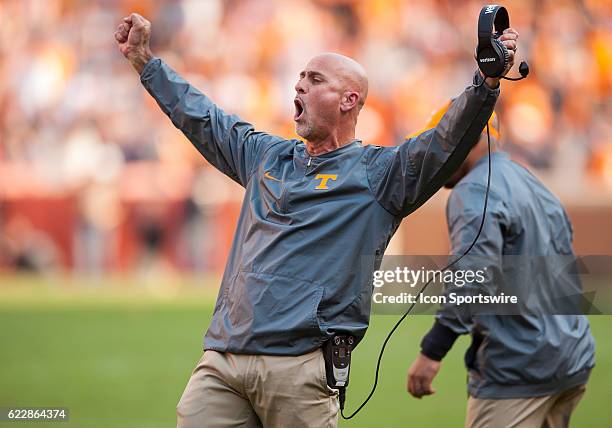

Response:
(0, 276), (610, 427)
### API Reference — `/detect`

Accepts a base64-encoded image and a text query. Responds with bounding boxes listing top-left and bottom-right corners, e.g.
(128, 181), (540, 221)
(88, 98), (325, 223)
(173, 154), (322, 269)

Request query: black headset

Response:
(341, 4), (530, 420)
(476, 4), (529, 80)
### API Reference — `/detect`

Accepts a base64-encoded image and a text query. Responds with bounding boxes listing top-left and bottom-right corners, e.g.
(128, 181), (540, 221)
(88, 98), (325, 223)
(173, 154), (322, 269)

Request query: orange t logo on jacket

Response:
(314, 174), (337, 190)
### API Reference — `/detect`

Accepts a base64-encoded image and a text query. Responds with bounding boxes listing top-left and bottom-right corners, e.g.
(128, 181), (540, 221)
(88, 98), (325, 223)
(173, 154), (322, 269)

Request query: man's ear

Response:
(340, 92), (359, 113)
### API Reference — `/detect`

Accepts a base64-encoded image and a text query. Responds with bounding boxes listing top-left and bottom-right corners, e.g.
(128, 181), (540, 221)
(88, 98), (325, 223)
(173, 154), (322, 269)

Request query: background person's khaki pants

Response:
(176, 349), (339, 428)
(466, 384), (587, 428)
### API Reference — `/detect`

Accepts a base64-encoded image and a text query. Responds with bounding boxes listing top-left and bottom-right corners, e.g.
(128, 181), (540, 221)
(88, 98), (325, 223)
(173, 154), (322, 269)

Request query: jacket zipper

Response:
(280, 154), (311, 213)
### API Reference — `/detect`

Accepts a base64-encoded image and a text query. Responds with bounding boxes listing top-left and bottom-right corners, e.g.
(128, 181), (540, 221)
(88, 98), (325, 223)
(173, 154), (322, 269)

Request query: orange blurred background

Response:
(1, 0), (611, 275)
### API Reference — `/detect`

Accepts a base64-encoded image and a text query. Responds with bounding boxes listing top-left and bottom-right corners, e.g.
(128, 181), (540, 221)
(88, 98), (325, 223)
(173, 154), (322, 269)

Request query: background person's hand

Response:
(114, 13), (153, 74)
(407, 353), (441, 399)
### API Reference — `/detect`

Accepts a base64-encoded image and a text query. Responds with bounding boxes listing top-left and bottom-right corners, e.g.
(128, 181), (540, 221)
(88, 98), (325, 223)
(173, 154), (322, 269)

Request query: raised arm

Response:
(367, 29), (518, 218)
(114, 13), (280, 186)
(367, 78), (499, 218)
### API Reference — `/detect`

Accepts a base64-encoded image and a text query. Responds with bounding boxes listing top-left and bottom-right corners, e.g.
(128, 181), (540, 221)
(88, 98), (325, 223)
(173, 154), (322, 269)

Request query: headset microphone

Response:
(502, 61), (530, 81)
(340, 5), (528, 420)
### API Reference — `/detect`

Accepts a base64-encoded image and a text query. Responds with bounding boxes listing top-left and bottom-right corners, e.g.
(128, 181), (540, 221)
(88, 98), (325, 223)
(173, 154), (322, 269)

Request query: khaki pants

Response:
(466, 384), (587, 428)
(176, 349), (339, 428)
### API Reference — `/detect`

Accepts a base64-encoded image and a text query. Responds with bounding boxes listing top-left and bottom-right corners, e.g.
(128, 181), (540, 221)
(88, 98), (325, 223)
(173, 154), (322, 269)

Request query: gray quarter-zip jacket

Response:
(140, 58), (499, 355)
(421, 152), (595, 398)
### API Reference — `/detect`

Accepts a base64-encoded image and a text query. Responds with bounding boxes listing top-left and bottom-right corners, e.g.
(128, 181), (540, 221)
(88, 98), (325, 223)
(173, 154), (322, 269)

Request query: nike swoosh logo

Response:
(264, 171), (281, 182)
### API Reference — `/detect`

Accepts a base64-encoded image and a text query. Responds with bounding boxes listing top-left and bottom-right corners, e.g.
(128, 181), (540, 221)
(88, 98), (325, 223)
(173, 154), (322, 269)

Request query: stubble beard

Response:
(296, 112), (331, 143)
(296, 118), (316, 140)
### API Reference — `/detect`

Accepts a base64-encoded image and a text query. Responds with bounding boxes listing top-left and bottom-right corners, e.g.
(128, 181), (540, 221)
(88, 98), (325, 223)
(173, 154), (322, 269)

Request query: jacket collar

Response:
(300, 139), (362, 159)
(473, 151), (509, 168)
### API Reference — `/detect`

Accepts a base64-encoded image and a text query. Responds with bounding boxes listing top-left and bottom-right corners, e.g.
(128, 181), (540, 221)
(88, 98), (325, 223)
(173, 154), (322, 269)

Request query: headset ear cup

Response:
(493, 39), (509, 76)
(477, 44), (504, 77)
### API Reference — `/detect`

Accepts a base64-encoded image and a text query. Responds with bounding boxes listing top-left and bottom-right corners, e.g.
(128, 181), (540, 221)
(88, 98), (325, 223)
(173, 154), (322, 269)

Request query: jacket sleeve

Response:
(140, 58), (282, 187)
(366, 74), (499, 217)
(421, 182), (507, 361)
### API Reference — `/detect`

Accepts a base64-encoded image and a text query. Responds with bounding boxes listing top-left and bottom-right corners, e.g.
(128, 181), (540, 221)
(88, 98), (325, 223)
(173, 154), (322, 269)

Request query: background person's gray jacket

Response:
(421, 152), (595, 398)
(140, 58), (499, 356)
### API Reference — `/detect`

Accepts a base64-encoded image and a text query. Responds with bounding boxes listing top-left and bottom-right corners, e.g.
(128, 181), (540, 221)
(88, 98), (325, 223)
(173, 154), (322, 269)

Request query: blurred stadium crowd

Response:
(0, 0), (611, 274)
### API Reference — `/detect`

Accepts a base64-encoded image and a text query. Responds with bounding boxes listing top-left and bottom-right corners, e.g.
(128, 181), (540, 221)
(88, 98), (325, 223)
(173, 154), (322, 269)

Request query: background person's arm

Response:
(114, 13), (280, 187)
(433, 183), (508, 339)
(407, 183), (507, 398)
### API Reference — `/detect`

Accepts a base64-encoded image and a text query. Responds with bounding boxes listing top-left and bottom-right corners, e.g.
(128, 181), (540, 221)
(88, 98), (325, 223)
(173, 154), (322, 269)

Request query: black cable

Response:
(340, 123), (493, 419)
(501, 76), (525, 81)
(473, 74), (488, 88)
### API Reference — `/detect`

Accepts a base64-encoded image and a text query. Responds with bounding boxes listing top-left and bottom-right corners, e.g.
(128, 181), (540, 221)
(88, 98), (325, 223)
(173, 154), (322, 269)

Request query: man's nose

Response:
(295, 79), (306, 94)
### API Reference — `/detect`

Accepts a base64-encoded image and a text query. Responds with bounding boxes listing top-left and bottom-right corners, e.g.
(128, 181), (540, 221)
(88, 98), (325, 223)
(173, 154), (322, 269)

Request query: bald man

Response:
(115, 13), (518, 428)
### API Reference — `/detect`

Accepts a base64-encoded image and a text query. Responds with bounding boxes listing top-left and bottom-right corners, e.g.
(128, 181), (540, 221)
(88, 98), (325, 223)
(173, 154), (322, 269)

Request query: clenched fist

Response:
(114, 13), (153, 74)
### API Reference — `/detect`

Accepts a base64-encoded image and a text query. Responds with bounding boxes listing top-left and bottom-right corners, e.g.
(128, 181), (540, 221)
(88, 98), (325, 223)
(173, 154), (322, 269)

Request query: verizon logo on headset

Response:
(479, 57), (497, 62)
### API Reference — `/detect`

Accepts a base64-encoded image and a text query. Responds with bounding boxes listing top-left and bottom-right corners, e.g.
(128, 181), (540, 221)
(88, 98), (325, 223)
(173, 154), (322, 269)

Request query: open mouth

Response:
(294, 98), (304, 121)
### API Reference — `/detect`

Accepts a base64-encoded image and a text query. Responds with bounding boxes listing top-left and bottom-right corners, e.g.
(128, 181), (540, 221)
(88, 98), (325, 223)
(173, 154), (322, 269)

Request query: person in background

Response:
(406, 102), (596, 428)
